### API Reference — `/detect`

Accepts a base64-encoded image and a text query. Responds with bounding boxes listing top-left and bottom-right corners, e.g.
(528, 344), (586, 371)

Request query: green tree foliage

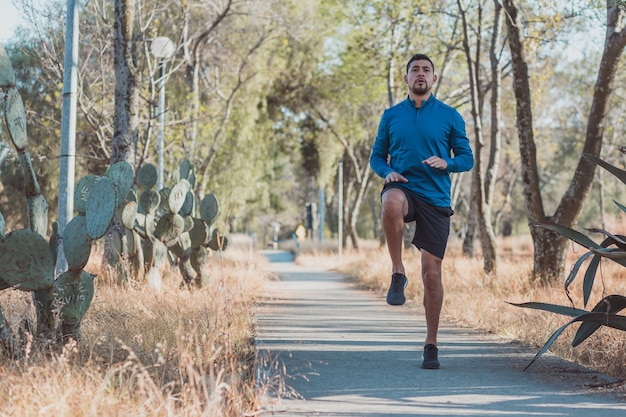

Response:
(2, 0), (625, 263)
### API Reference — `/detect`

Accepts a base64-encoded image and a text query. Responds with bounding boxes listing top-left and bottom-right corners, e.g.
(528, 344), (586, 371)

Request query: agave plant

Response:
(511, 153), (626, 370)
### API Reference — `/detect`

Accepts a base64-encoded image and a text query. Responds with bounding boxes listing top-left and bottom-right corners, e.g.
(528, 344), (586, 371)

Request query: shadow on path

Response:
(255, 252), (626, 417)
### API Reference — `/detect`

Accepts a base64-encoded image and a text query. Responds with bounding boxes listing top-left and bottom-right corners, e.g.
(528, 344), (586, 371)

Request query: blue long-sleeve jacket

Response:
(370, 94), (474, 207)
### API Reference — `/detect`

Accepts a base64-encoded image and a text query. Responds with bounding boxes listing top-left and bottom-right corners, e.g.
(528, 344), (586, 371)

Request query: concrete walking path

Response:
(254, 250), (626, 416)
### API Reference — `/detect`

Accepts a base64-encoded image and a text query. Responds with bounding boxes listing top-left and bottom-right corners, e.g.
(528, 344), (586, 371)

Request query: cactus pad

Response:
(127, 229), (139, 257)
(3, 87), (28, 152)
(86, 176), (117, 240)
(170, 233), (191, 258)
(189, 218), (209, 248)
(139, 190), (161, 214)
(19, 152), (41, 196)
(179, 191), (195, 217)
(0, 45), (16, 88)
(52, 270), (95, 322)
(28, 194), (49, 238)
(74, 175), (99, 216)
(155, 213), (185, 243)
(137, 163), (158, 189)
(63, 215), (92, 271)
(152, 239), (169, 268)
(168, 180), (191, 214)
(121, 201), (138, 229)
(0, 229), (54, 291)
(183, 215), (194, 232)
(190, 246), (208, 273)
(159, 187), (171, 211)
(208, 230), (230, 251)
(105, 161), (134, 208)
(200, 193), (219, 225)
(179, 158), (192, 180)
(187, 171), (196, 189)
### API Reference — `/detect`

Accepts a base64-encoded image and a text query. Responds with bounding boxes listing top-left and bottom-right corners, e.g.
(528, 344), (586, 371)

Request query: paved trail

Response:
(254, 250), (626, 416)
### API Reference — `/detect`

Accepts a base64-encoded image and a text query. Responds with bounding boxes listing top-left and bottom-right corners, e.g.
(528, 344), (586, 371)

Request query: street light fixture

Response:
(151, 36), (175, 190)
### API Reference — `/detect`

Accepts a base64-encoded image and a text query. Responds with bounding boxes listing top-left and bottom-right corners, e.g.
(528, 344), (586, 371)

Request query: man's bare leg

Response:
(421, 250), (443, 346)
(381, 188), (408, 274)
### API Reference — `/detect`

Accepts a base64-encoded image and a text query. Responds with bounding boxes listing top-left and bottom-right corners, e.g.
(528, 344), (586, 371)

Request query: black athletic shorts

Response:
(382, 184), (454, 259)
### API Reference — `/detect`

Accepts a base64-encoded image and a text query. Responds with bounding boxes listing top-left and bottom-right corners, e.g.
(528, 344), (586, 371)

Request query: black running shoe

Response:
(421, 344), (440, 369)
(386, 273), (408, 305)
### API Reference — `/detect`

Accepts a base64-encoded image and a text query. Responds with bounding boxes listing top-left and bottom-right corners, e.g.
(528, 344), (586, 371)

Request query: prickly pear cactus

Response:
(0, 45), (135, 347)
(0, 229), (55, 291)
(52, 270), (95, 327)
(128, 159), (227, 289)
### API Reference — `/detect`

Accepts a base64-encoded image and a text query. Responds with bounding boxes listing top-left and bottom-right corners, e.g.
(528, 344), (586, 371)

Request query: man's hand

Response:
(384, 172), (408, 184)
(422, 156), (448, 170)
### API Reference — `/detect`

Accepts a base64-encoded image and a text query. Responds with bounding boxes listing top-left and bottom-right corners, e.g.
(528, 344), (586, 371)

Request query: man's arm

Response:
(444, 112), (474, 173)
(370, 110), (395, 179)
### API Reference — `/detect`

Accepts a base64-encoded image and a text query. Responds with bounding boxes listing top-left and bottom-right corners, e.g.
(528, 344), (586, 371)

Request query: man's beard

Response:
(411, 82), (430, 96)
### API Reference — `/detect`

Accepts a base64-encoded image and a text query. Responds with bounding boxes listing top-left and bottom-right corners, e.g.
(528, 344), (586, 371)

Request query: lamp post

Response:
(151, 36), (175, 190)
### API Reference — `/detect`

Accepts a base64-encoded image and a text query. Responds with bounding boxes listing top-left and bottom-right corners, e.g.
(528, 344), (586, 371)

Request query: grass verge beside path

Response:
(0, 238), (269, 417)
(294, 236), (626, 385)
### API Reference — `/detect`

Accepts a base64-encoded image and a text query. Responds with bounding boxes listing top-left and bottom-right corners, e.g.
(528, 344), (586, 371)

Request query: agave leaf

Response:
(586, 229), (626, 250)
(615, 235), (626, 251)
(582, 253), (601, 307)
(523, 320), (572, 371)
(584, 153), (626, 186)
(564, 251), (593, 294)
(573, 295), (626, 347)
(532, 222), (600, 250)
(588, 247), (626, 267)
(508, 301), (587, 317)
(524, 311), (626, 371)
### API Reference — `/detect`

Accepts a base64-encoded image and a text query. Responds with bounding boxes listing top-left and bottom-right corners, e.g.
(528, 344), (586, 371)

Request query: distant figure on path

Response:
(369, 53), (474, 369)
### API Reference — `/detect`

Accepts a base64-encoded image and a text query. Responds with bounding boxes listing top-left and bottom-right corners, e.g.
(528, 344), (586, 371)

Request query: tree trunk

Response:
(553, 0), (626, 228)
(108, 0), (137, 277)
(503, 0), (626, 282)
(458, 0), (497, 273)
(112, 0), (137, 165)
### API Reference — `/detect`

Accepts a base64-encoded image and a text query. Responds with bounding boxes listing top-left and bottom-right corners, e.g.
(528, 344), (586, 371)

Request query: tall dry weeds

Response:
(0, 237), (267, 417)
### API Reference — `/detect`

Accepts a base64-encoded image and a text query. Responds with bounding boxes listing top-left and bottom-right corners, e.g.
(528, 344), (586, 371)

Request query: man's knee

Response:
(382, 188), (408, 216)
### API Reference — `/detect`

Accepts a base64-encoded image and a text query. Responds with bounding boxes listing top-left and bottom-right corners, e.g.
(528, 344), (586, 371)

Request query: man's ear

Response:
(403, 74), (408, 85)
(433, 74), (438, 84)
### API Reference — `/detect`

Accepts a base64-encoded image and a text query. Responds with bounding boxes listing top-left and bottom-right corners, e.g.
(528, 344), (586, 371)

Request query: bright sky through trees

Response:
(0, 0), (24, 42)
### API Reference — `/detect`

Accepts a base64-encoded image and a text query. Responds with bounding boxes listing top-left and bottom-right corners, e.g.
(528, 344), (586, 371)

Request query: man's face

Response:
(404, 59), (437, 96)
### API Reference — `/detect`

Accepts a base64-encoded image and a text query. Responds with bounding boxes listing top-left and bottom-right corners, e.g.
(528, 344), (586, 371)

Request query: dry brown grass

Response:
(0, 236), (268, 417)
(295, 235), (626, 380)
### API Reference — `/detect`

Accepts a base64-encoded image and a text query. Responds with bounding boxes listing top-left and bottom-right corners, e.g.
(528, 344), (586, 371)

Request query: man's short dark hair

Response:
(406, 54), (435, 74)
